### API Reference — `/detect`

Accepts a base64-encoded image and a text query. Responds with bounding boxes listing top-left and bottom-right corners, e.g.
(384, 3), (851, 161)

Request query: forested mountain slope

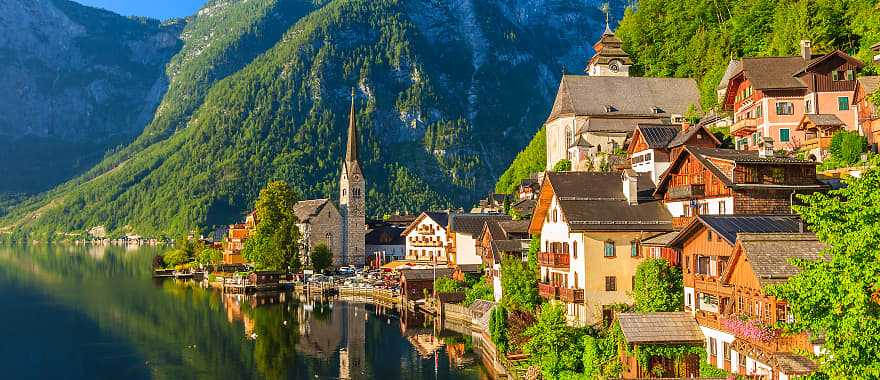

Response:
(2, 0), (618, 239)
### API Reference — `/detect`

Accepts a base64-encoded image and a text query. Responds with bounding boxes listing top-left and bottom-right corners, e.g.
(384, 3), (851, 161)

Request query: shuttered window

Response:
(605, 276), (617, 291)
(839, 97), (850, 111)
(780, 128), (790, 142)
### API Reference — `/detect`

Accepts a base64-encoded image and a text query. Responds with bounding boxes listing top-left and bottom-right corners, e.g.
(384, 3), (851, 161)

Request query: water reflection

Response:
(0, 245), (489, 379)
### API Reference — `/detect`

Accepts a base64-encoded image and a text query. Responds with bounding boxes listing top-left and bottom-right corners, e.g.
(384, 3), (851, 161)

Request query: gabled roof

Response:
(365, 225), (405, 246)
(735, 57), (811, 90)
(401, 211), (449, 236)
(798, 114), (845, 129)
(635, 124), (680, 149)
(618, 312), (704, 344)
(400, 268), (454, 281)
(529, 172), (672, 234)
(668, 214), (804, 247)
(793, 50), (864, 76)
(667, 124), (721, 148)
(722, 233), (825, 287)
(856, 76), (880, 103)
(569, 134), (593, 148)
(498, 220), (530, 236)
(640, 231), (680, 247)
(450, 213), (511, 237)
(293, 199), (334, 223)
(546, 75), (701, 123)
(655, 146), (823, 196)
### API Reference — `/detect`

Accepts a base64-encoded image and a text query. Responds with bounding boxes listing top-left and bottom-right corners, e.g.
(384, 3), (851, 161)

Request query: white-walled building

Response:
(401, 212), (449, 265)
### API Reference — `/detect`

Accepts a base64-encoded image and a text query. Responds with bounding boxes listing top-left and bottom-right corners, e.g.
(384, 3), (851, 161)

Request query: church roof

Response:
(546, 75), (701, 124)
(293, 199), (334, 223)
(345, 89), (359, 164)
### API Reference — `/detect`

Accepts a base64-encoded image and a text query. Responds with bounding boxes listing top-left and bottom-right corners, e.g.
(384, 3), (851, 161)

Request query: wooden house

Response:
(853, 76), (880, 150)
(796, 114), (846, 161)
(627, 122), (719, 184)
(618, 312), (704, 379)
(723, 41), (864, 151)
(399, 268), (454, 301)
(654, 146), (825, 229)
(477, 219), (530, 301)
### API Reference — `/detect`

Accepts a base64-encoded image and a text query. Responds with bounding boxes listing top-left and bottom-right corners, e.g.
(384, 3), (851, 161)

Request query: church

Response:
(294, 90), (366, 268)
(545, 23), (702, 171)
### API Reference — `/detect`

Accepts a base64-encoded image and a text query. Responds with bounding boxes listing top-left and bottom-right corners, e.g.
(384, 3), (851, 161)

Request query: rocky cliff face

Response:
(0, 0), (183, 193)
(3, 0), (623, 238)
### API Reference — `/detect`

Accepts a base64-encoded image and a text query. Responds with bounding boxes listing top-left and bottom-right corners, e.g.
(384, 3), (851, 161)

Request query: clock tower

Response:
(339, 89), (366, 267)
(587, 20), (632, 77)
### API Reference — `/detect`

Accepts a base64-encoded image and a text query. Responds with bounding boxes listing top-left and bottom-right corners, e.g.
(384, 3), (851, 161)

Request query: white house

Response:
(401, 212), (449, 265)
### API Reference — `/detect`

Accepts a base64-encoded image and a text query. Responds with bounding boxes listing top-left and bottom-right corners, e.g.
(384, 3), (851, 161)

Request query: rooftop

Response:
(618, 312), (704, 344)
(733, 233), (826, 286)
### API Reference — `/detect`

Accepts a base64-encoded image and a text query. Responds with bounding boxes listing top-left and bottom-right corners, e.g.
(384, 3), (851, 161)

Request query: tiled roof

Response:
(546, 172), (673, 232)
(667, 124), (720, 148)
(578, 117), (663, 133)
(450, 213), (511, 236)
(423, 211), (450, 228)
(802, 113), (845, 127)
(737, 56), (810, 90)
(736, 233), (825, 286)
(774, 352), (820, 375)
(858, 76), (880, 98)
(400, 268), (454, 281)
(456, 264), (482, 273)
(293, 199), (332, 223)
(365, 225), (405, 245)
(618, 312), (704, 344)
(547, 75), (701, 123)
(511, 199), (536, 215)
(692, 147), (815, 165)
(498, 220), (530, 236)
(640, 231), (679, 246)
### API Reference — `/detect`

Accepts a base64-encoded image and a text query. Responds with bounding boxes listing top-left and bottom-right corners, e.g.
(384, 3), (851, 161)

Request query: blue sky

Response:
(74, 0), (205, 20)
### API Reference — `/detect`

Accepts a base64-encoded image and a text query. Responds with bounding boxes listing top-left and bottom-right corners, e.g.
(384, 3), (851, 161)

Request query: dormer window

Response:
(651, 107), (664, 114)
(604, 105), (617, 113)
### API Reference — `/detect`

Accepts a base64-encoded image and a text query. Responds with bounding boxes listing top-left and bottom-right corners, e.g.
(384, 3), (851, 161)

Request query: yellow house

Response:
(529, 171), (673, 326)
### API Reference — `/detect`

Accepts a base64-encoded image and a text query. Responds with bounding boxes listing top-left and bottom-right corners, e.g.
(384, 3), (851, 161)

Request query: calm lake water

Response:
(0, 245), (490, 380)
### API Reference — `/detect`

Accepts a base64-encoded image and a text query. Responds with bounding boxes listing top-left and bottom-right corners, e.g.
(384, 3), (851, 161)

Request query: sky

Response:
(74, 0), (205, 20)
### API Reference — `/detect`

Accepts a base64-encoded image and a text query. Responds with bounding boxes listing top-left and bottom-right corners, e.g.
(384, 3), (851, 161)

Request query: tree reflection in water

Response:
(0, 245), (489, 380)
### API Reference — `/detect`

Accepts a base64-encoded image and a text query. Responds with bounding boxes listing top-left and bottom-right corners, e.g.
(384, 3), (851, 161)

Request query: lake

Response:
(0, 244), (491, 380)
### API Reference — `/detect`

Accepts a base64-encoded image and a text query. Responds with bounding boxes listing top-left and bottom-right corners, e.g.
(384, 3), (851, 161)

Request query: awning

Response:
(381, 260), (416, 271)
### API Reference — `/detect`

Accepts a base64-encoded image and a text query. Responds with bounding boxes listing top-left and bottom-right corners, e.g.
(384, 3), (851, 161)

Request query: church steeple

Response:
(586, 11), (632, 77)
(345, 88), (359, 164)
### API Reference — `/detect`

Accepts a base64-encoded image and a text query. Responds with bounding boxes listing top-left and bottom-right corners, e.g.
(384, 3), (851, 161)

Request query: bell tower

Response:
(587, 10), (632, 77)
(339, 89), (366, 268)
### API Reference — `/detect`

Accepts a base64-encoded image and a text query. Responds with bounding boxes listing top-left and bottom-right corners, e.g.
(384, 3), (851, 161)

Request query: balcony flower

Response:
(720, 317), (779, 342)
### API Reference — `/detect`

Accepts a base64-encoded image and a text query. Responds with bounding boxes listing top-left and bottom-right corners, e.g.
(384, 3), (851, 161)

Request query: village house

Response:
(402, 211), (450, 265)
(795, 114), (847, 161)
(723, 40), (864, 151)
(517, 178), (540, 201)
(689, 233), (823, 379)
(476, 219), (531, 302)
(638, 230), (680, 266)
(617, 312), (704, 378)
(399, 267), (454, 301)
(545, 26), (701, 172)
(653, 146), (826, 229)
(853, 76), (880, 150)
(627, 121), (720, 184)
(223, 211), (258, 264)
(447, 213), (511, 266)
(665, 214), (804, 323)
(292, 199), (343, 267)
(529, 171), (673, 326)
(471, 193), (509, 214)
(364, 221), (405, 268)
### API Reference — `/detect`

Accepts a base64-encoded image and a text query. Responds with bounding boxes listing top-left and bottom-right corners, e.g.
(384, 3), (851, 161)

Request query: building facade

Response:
(724, 41), (864, 151)
(293, 199), (343, 267)
(402, 212), (449, 265)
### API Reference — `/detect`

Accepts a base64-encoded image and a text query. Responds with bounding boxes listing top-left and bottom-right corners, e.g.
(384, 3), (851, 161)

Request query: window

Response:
(756, 104), (763, 118)
(719, 201), (726, 214)
(776, 101), (794, 115)
(707, 231), (713, 241)
(724, 342), (731, 362)
(631, 275), (636, 290)
(780, 128), (790, 142)
(604, 241), (616, 257)
(832, 70), (841, 81)
(630, 240), (639, 257)
(847, 70), (855, 81)
(687, 292), (693, 308)
(709, 337), (718, 356)
(605, 276), (617, 291)
(805, 99), (813, 113)
(839, 96), (850, 111)
(739, 351), (747, 373)
(572, 241), (578, 259)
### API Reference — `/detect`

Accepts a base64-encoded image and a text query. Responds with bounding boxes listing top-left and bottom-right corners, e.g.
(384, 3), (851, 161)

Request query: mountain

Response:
(1, 0), (621, 239)
(0, 0), (183, 195)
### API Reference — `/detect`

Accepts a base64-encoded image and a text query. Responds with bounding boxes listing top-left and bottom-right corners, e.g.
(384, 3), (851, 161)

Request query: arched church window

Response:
(326, 233), (332, 247)
(343, 189), (347, 197)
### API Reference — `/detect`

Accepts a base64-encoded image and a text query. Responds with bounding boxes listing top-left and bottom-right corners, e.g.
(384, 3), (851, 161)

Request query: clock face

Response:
(609, 62), (620, 73)
(353, 174), (360, 181)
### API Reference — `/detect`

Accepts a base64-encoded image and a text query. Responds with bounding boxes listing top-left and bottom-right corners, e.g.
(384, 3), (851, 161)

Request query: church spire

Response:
(601, 2), (612, 35)
(345, 88), (359, 163)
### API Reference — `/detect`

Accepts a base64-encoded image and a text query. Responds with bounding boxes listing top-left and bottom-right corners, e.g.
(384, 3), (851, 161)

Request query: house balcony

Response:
(538, 282), (559, 300)
(667, 183), (705, 200)
(672, 216), (695, 229)
(559, 287), (584, 304)
(802, 135), (833, 150)
(730, 118), (759, 137)
(410, 240), (443, 247)
(538, 252), (570, 269)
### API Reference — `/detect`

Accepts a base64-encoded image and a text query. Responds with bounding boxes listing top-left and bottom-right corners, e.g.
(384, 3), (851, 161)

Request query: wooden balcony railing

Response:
(411, 241), (443, 247)
(672, 216), (695, 229)
(538, 252), (570, 269)
(559, 288), (584, 303)
(730, 118), (759, 137)
(668, 183), (705, 200)
(538, 282), (559, 300)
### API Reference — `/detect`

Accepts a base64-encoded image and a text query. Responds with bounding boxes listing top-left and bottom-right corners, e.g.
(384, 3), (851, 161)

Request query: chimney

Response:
(681, 120), (691, 132)
(622, 170), (639, 205)
(800, 40), (812, 61)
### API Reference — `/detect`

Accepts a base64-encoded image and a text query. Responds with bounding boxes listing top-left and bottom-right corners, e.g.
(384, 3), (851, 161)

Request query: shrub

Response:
(552, 159), (572, 172)
(828, 131), (866, 165)
(434, 277), (463, 293)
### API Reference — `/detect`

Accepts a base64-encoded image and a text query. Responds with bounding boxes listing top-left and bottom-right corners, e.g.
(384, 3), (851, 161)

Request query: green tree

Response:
(489, 306), (509, 353)
(582, 324), (624, 379)
(465, 277), (494, 306)
(633, 258), (683, 312)
(552, 159), (572, 172)
(310, 243), (332, 274)
(501, 257), (540, 312)
(768, 156), (880, 378)
(528, 234), (540, 273)
(162, 249), (191, 268)
(828, 131), (867, 165)
(523, 303), (580, 379)
(495, 127), (546, 194)
(242, 181), (302, 271)
(434, 277), (463, 293)
(197, 247), (223, 266)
